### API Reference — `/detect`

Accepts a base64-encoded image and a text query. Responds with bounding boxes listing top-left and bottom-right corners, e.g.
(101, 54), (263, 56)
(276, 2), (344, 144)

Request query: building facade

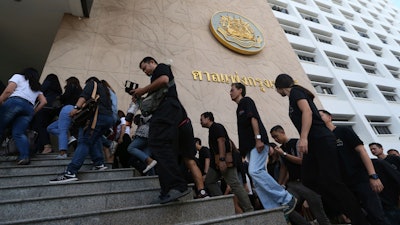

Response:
(269, 0), (400, 151)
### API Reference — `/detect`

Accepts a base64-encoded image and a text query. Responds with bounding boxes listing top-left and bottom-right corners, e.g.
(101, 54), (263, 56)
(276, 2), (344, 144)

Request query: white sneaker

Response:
(143, 160), (157, 173)
(92, 164), (108, 171)
(68, 136), (77, 145)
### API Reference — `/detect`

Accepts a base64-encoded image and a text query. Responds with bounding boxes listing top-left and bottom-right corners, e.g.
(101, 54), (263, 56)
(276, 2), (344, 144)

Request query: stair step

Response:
(0, 163), (99, 176)
(0, 186), (193, 222)
(0, 157), (92, 167)
(0, 176), (159, 201)
(2, 195), (235, 225)
(0, 168), (134, 188)
(177, 207), (287, 225)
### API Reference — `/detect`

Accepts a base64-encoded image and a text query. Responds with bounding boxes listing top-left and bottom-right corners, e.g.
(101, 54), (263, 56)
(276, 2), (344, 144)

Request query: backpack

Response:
(71, 81), (99, 130)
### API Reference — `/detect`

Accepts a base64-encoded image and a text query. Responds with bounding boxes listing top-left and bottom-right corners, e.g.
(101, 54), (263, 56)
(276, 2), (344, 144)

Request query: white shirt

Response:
(9, 74), (42, 105)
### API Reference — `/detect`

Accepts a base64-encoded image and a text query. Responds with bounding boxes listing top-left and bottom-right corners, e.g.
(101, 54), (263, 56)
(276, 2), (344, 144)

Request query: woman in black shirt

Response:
(275, 73), (367, 225)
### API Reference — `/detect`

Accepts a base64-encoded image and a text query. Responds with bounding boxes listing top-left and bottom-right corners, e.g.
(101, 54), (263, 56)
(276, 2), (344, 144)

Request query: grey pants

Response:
(205, 167), (254, 212)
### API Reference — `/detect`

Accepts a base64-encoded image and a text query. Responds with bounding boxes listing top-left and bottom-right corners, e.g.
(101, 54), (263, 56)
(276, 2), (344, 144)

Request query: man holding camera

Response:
(131, 56), (190, 204)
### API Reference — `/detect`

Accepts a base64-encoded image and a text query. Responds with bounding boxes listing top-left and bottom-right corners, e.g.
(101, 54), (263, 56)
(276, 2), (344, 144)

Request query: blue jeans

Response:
(67, 114), (114, 174)
(0, 97), (34, 159)
(127, 136), (150, 162)
(247, 145), (292, 209)
(47, 105), (73, 151)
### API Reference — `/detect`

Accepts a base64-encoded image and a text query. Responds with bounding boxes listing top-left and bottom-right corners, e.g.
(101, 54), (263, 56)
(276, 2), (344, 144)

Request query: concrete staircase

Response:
(0, 153), (287, 225)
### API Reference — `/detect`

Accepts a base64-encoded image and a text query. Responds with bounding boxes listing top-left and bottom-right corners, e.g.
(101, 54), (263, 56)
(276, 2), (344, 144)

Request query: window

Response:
(299, 10), (320, 23)
(382, 25), (391, 34)
(367, 117), (392, 134)
(376, 34), (388, 44)
(340, 10), (354, 20)
(342, 37), (360, 51)
(332, 0), (342, 6)
(345, 81), (368, 99)
(362, 18), (373, 28)
(326, 52), (349, 70)
(350, 4), (361, 13)
(368, 44), (382, 57)
(391, 51), (400, 62)
(385, 65), (400, 79)
(316, 2), (332, 13)
(279, 19), (301, 36)
(311, 28), (332, 45)
(269, 3), (289, 14)
(369, 12), (379, 20)
(358, 59), (378, 75)
(292, 0), (306, 4)
(354, 26), (369, 38)
(328, 18), (346, 31)
(293, 46), (316, 63)
(308, 75), (335, 95)
(378, 86), (398, 102)
(331, 115), (356, 127)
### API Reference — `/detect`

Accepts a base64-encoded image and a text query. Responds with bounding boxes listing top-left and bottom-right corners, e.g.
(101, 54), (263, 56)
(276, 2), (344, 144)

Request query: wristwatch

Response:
(219, 157), (225, 161)
(256, 134), (261, 140)
(369, 174), (379, 180)
(73, 105), (81, 110)
(283, 152), (287, 157)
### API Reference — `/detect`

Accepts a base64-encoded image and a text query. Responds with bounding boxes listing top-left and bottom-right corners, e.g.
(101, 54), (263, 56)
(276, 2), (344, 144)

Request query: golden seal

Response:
(210, 11), (265, 55)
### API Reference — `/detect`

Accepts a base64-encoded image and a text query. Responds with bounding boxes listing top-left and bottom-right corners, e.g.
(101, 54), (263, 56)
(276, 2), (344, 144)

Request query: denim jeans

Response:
(47, 105), (73, 151)
(127, 136), (149, 162)
(67, 114), (114, 174)
(0, 97), (34, 159)
(247, 145), (292, 210)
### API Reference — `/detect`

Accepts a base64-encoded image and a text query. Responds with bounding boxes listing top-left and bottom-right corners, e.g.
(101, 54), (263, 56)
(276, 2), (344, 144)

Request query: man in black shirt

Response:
(194, 137), (211, 180)
(200, 111), (253, 212)
(320, 110), (390, 225)
(369, 142), (400, 173)
(270, 125), (331, 225)
(230, 83), (296, 216)
(132, 57), (189, 204)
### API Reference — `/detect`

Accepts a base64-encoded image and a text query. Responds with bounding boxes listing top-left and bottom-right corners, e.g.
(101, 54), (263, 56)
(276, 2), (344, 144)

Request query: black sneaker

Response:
(49, 172), (78, 184)
(283, 196), (297, 215)
(160, 189), (191, 204)
(92, 164), (108, 171)
(196, 189), (210, 199)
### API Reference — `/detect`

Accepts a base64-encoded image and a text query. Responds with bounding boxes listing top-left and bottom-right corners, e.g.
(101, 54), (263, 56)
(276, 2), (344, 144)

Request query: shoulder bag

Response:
(71, 81), (99, 130)
(140, 79), (175, 116)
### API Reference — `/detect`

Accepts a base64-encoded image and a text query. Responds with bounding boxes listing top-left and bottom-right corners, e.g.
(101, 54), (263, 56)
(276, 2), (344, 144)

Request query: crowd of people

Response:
(0, 60), (399, 225)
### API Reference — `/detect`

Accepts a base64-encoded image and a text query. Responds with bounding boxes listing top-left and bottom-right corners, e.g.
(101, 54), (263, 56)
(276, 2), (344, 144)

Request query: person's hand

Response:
(370, 178), (384, 193)
(297, 138), (308, 154)
(219, 161), (227, 172)
(255, 139), (264, 153)
(70, 108), (78, 117)
(274, 146), (285, 155)
(131, 87), (146, 98)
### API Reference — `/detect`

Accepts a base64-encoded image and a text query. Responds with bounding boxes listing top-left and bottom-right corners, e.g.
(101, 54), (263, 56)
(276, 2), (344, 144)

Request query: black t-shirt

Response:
(60, 83), (81, 106)
(80, 81), (112, 115)
(333, 126), (368, 185)
(208, 122), (231, 156)
(372, 158), (400, 209)
(236, 97), (269, 156)
(385, 155), (400, 173)
(150, 63), (177, 98)
(289, 86), (332, 138)
(281, 138), (302, 181)
(198, 146), (211, 174)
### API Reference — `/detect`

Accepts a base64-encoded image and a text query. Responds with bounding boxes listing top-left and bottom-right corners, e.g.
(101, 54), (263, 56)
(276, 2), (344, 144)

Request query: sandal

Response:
(42, 144), (53, 154)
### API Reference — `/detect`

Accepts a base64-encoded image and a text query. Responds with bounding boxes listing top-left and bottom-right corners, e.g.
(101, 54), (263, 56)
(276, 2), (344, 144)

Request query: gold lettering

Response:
(264, 80), (273, 88)
(204, 72), (211, 82)
(211, 73), (221, 82)
(230, 72), (241, 83)
(241, 77), (249, 85)
(246, 77), (256, 86)
(192, 70), (203, 81)
(220, 74), (231, 83)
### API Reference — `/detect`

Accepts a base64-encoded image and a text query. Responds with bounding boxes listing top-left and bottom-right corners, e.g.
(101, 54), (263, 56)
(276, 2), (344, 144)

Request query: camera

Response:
(125, 80), (139, 94)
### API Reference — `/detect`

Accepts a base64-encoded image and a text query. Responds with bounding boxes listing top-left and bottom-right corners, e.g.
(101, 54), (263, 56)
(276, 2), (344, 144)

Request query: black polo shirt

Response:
(150, 63), (177, 98)
(281, 138), (302, 181)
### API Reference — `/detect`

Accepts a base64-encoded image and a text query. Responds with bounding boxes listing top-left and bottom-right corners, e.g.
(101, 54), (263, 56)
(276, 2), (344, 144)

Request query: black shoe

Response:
(196, 189), (210, 199)
(283, 196), (297, 215)
(159, 189), (191, 204)
(17, 158), (30, 165)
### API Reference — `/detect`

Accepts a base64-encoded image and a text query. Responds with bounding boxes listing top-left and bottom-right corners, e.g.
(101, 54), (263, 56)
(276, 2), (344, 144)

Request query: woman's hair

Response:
(117, 110), (125, 118)
(85, 76), (110, 99)
(43, 73), (62, 94)
(21, 68), (41, 91)
(275, 73), (314, 99)
(65, 76), (82, 92)
(101, 79), (115, 93)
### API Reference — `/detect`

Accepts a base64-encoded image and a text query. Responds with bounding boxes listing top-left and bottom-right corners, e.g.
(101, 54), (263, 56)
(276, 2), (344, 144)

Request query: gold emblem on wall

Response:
(210, 11), (265, 55)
